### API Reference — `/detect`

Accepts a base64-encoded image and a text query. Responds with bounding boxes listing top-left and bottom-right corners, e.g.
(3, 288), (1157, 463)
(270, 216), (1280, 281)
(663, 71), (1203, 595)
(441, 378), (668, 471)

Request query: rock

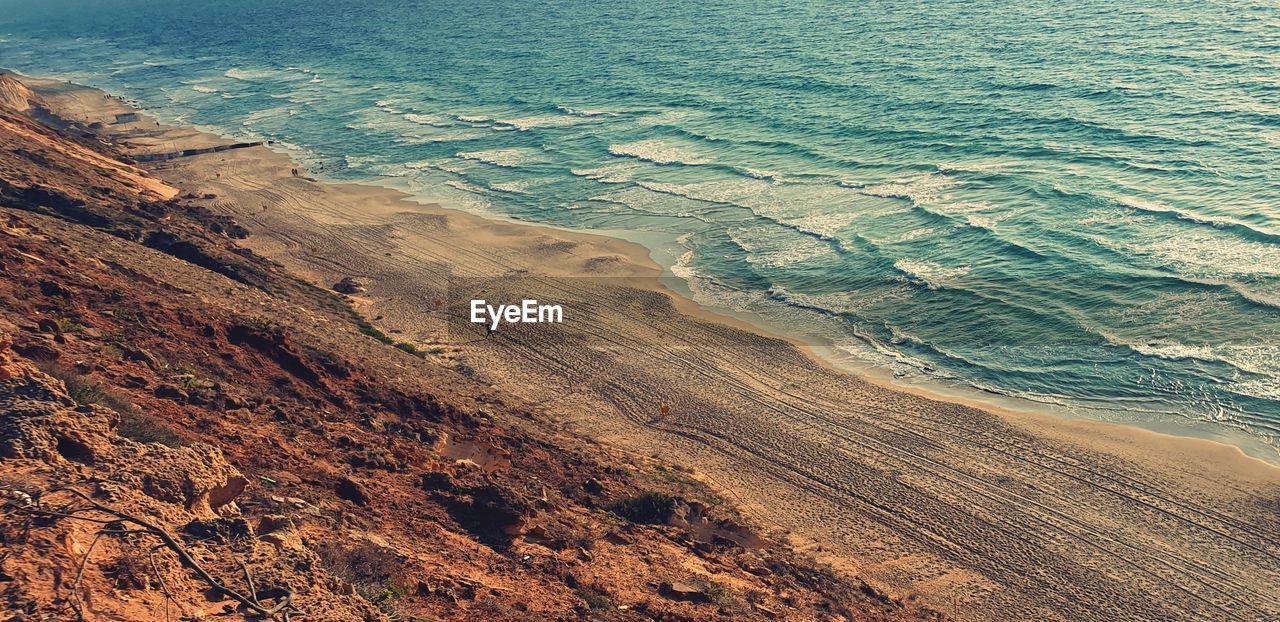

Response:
(660, 581), (711, 603)
(124, 347), (160, 370)
(332, 277), (366, 295)
(335, 476), (371, 506)
(583, 477), (605, 495)
(37, 280), (71, 298)
(256, 514), (296, 535)
(260, 530), (304, 551)
(36, 319), (60, 334)
(121, 374), (148, 388)
(153, 383), (188, 403)
(419, 471), (456, 492)
(12, 340), (59, 362)
(135, 444), (248, 516)
(256, 515), (301, 549)
(182, 517), (252, 543)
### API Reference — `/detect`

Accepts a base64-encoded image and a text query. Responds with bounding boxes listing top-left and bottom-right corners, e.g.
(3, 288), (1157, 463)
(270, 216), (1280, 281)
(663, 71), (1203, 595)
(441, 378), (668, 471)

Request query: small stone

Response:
(332, 277), (366, 294)
(153, 384), (188, 403)
(660, 581), (711, 603)
(335, 477), (371, 506)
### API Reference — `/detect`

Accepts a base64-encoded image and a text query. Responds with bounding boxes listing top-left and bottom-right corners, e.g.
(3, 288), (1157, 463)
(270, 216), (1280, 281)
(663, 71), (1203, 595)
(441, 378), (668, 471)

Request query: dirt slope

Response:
(0, 81), (939, 621)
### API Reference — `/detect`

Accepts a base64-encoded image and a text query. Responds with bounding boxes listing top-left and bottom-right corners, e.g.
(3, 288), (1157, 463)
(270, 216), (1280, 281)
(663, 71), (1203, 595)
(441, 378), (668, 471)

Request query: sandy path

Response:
(26, 74), (1280, 622)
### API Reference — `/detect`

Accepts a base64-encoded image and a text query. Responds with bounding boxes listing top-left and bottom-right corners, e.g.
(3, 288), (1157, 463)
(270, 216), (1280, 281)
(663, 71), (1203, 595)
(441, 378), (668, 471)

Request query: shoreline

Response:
(19, 70), (1280, 620)
(19, 68), (1277, 467)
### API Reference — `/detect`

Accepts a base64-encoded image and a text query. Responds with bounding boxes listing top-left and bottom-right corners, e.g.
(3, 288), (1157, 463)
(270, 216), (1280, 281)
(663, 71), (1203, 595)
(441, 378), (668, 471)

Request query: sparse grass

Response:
(393, 341), (426, 358)
(706, 580), (731, 604)
(37, 362), (107, 407)
(241, 314), (283, 335)
(654, 464), (701, 487)
(356, 318), (394, 345)
(317, 542), (405, 605)
(116, 409), (183, 447)
(607, 492), (676, 525)
(54, 317), (85, 334)
(36, 362), (182, 447)
(575, 588), (614, 610)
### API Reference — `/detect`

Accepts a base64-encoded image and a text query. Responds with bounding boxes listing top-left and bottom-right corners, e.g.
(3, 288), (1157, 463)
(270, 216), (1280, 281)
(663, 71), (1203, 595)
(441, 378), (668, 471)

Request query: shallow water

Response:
(4, 0), (1278, 451)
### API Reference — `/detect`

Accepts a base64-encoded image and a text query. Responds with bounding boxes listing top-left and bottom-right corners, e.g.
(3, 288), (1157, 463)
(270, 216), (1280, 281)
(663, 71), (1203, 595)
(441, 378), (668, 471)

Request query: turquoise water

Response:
(4, 0), (1279, 450)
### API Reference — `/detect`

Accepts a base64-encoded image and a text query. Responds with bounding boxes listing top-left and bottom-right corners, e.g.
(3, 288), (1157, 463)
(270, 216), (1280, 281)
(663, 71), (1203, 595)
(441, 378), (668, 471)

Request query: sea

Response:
(3, 0), (1278, 457)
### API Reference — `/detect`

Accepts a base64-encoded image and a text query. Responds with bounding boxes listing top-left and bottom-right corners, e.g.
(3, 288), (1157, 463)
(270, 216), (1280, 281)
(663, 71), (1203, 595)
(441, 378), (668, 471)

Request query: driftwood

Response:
(6, 485), (294, 620)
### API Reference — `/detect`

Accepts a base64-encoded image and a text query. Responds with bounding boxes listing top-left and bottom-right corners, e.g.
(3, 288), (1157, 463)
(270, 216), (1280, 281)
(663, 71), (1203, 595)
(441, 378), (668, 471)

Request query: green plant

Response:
(55, 317), (85, 333)
(606, 492), (676, 525)
(575, 588), (613, 610)
(241, 315), (283, 335)
(706, 581), (731, 604)
(37, 363), (107, 407)
(356, 318), (394, 345)
(36, 362), (182, 446)
(393, 342), (425, 358)
(116, 409), (183, 447)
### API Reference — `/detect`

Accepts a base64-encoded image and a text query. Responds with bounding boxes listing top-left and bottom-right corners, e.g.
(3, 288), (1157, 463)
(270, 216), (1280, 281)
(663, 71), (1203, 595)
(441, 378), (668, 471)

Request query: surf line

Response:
(470, 299), (564, 331)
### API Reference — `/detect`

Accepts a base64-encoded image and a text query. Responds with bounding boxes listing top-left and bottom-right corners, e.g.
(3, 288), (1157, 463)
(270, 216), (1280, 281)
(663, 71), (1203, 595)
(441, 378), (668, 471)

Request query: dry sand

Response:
(24, 73), (1280, 622)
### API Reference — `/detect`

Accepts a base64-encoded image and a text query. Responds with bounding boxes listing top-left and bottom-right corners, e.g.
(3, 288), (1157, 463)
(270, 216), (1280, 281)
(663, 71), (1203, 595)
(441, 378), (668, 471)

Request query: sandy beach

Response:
(24, 74), (1280, 621)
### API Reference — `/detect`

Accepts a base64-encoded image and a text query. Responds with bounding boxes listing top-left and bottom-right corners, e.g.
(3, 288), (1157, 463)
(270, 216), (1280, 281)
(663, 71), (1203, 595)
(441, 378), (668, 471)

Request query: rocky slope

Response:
(0, 74), (941, 621)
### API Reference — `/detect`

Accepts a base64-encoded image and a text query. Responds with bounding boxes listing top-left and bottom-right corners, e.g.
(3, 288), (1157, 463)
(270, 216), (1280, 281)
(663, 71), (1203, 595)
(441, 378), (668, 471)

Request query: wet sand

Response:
(23, 73), (1280, 621)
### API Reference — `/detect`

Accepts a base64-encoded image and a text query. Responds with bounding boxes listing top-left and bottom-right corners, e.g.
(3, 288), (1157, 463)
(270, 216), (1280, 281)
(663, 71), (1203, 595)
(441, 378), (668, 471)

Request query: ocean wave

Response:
(444, 179), (491, 195)
(555, 105), (616, 117)
(494, 113), (600, 131)
(191, 84), (218, 94)
(456, 148), (541, 167)
(607, 140), (712, 165)
(728, 226), (838, 268)
(742, 168), (781, 181)
(856, 173), (956, 206)
(1121, 340), (1278, 377)
(224, 67), (307, 82)
(1111, 195), (1280, 242)
(893, 259), (970, 290)
(404, 113), (451, 127)
(570, 161), (644, 184)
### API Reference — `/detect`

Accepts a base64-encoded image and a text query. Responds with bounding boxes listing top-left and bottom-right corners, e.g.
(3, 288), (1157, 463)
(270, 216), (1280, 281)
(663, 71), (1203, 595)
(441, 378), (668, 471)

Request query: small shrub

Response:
(242, 315), (283, 335)
(37, 362), (182, 446)
(394, 342), (425, 358)
(357, 319), (394, 345)
(116, 409), (183, 447)
(575, 588), (613, 610)
(37, 363), (106, 407)
(317, 542), (405, 603)
(55, 317), (85, 334)
(607, 492), (676, 525)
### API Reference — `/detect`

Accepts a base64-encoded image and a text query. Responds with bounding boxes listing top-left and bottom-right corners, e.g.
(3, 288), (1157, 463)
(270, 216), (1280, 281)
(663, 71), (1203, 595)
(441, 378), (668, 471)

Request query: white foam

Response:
(556, 105), (616, 117)
(455, 148), (541, 167)
(729, 226), (836, 268)
(224, 67), (307, 82)
(858, 173), (955, 206)
(608, 140), (711, 165)
(893, 258), (970, 289)
(404, 113), (451, 127)
(570, 161), (645, 184)
(494, 114), (598, 131)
